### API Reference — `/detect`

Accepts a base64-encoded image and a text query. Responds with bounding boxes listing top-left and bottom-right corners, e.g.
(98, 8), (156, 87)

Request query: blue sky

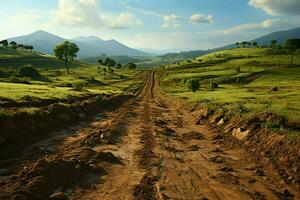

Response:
(0, 0), (300, 52)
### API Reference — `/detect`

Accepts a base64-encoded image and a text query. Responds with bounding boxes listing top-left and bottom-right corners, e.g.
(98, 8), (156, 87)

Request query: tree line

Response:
(0, 40), (34, 51)
(53, 41), (137, 74)
(236, 38), (300, 65)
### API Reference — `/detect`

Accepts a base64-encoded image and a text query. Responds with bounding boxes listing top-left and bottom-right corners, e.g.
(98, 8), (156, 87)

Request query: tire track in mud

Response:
(2, 70), (299, 200)
(134, 71), (161, 200)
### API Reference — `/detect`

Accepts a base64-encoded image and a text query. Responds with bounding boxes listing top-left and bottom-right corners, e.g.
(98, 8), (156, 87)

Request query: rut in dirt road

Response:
(0, 71), (299, 200)
(74, 70), (299, 200)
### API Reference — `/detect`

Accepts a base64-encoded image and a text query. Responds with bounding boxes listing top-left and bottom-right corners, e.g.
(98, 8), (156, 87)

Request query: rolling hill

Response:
(159, 27), (300, 61)
(7, 30), (151, 58)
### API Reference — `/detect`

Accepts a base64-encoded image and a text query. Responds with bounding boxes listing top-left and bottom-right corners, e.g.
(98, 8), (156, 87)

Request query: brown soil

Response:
(0, 70), (299, 200)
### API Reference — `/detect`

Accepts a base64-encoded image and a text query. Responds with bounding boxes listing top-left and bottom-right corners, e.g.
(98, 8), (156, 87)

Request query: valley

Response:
(0, 23), (300, 200)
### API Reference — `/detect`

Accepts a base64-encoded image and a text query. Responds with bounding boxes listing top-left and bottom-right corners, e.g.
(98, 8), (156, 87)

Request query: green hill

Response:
(161, 47), (300, 130)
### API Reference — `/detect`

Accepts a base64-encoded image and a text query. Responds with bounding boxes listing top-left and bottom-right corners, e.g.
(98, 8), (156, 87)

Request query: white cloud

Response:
(162, 15), (181, 29)
(110, 12), (142, 29)
(249, 0), (300, 15)
(53, 0), (141, 29)
(189, 14), (213, 24)
(221, 19), (300, 34)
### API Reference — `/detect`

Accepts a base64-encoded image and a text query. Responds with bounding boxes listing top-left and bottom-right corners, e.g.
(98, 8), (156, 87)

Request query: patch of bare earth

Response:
(0, 71), (299, 200)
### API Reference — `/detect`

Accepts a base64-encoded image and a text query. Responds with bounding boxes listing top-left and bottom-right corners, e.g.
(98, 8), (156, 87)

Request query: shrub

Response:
(18, 65), (40, 78)
(186, 79), (200, 92)
(72, 83), (84, 91)
(0, 70), (8, 78)
(119, 74), (124, 79)
(236, 66), (241, 73)
(126, 63), (137, 69)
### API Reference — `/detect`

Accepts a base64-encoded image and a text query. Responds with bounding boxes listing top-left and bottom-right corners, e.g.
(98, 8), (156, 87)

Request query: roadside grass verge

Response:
(161, 48), (300, 134)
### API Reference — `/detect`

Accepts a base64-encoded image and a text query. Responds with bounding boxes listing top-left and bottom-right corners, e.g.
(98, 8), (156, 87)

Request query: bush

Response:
(72, 83), (84, 91)
(186, 79), (200, 92)
(236, 66), (241, 73)
(18, 65), (41, 78)
(0, 70), (8, 78)
(126, 63), (137, 69)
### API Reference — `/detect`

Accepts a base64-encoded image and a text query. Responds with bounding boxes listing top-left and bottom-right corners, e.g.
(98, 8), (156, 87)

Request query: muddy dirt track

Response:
(0, 71), (299, 200)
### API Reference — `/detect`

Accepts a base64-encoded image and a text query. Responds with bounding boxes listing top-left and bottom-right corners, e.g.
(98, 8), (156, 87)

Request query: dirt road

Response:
(0, 71), (298, 200)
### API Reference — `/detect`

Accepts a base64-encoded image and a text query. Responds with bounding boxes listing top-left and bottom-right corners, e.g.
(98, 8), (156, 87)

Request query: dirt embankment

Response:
(187, 104), (300, 190)
(0, 94), (133, 148)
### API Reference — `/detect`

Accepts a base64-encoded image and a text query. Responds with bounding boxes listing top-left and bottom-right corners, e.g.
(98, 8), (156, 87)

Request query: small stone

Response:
(217, 118), (225, 126)
(49, 192), (69, 200)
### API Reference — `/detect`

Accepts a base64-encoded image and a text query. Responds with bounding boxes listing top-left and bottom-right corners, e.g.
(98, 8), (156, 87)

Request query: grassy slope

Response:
(0, 47), (142, 104)
(161, 48), (300, 126)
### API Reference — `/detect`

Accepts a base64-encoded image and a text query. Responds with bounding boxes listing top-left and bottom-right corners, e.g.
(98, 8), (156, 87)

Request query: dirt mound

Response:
(0, 94), (134, 148)
(0, 158), (82, 200)
(196, 107), (300, 190)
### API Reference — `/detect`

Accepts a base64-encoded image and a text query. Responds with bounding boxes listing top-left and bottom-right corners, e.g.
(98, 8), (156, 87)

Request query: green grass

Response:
(0, 47), (144, 104)
(161, 48), (300, 128)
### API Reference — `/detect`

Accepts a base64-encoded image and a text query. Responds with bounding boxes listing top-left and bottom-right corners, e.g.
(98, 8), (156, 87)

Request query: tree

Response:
(235, 42), (240, 48)
(117, 63), (122, 69)
(0, 40), (8, 48)
(28, 45), (34, 51)
(9, 41), (17, 46)
(284, 39), (300, 65)
(126, 63), (137, 69)
(24, 45), (34, 51)
(104, 58), (116, 67)
(97, 59), (103, 65)
(186, 79), (200, 92)
(17, 44), (24, 50)
(241, 41), (248, 48)
(270, 40), (277, 48)
(252, 41), (258, 47)
(54, 41), (79, 74)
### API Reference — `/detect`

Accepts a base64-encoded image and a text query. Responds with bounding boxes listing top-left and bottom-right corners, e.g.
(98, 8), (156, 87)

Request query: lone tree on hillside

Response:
(104, 58), (116, 67)
(186, 79), (200, 92)
(270, 40), (277, 48)
(24, 45), (34, 51)
(252, 41), (258, 47)
(54, 41), (79, 74)
(9, 41), (17, 49)
(285, 39), (300, 65)
(235, 42), (240, 48)
(126, 63), (137, 69)
(97, 59), (103, 65)
(0, 40), (8, 48)
(241, 41), (248, 48)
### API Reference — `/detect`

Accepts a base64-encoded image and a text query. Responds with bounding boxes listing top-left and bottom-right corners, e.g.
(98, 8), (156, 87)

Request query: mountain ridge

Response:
(7, 30), (152, 58)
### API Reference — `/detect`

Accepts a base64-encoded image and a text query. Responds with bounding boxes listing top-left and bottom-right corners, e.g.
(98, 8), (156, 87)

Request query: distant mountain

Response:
(7, 30), (151, 58)
(159, 27), (300, 60)
(216, 27), (300, 50)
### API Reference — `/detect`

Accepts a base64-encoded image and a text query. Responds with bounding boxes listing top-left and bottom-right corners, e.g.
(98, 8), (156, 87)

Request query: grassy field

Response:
(161, 48), (300, 127)
(0, 47), (143, 105)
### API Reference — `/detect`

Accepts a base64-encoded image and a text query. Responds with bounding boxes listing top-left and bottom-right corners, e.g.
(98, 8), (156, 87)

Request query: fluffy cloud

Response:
(189, 14), (213, 24)
(221, 19), (300, 34)
(53, 0), (141, 29)
(162, 15), (181, 29)
(249, 0), (300, 15)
